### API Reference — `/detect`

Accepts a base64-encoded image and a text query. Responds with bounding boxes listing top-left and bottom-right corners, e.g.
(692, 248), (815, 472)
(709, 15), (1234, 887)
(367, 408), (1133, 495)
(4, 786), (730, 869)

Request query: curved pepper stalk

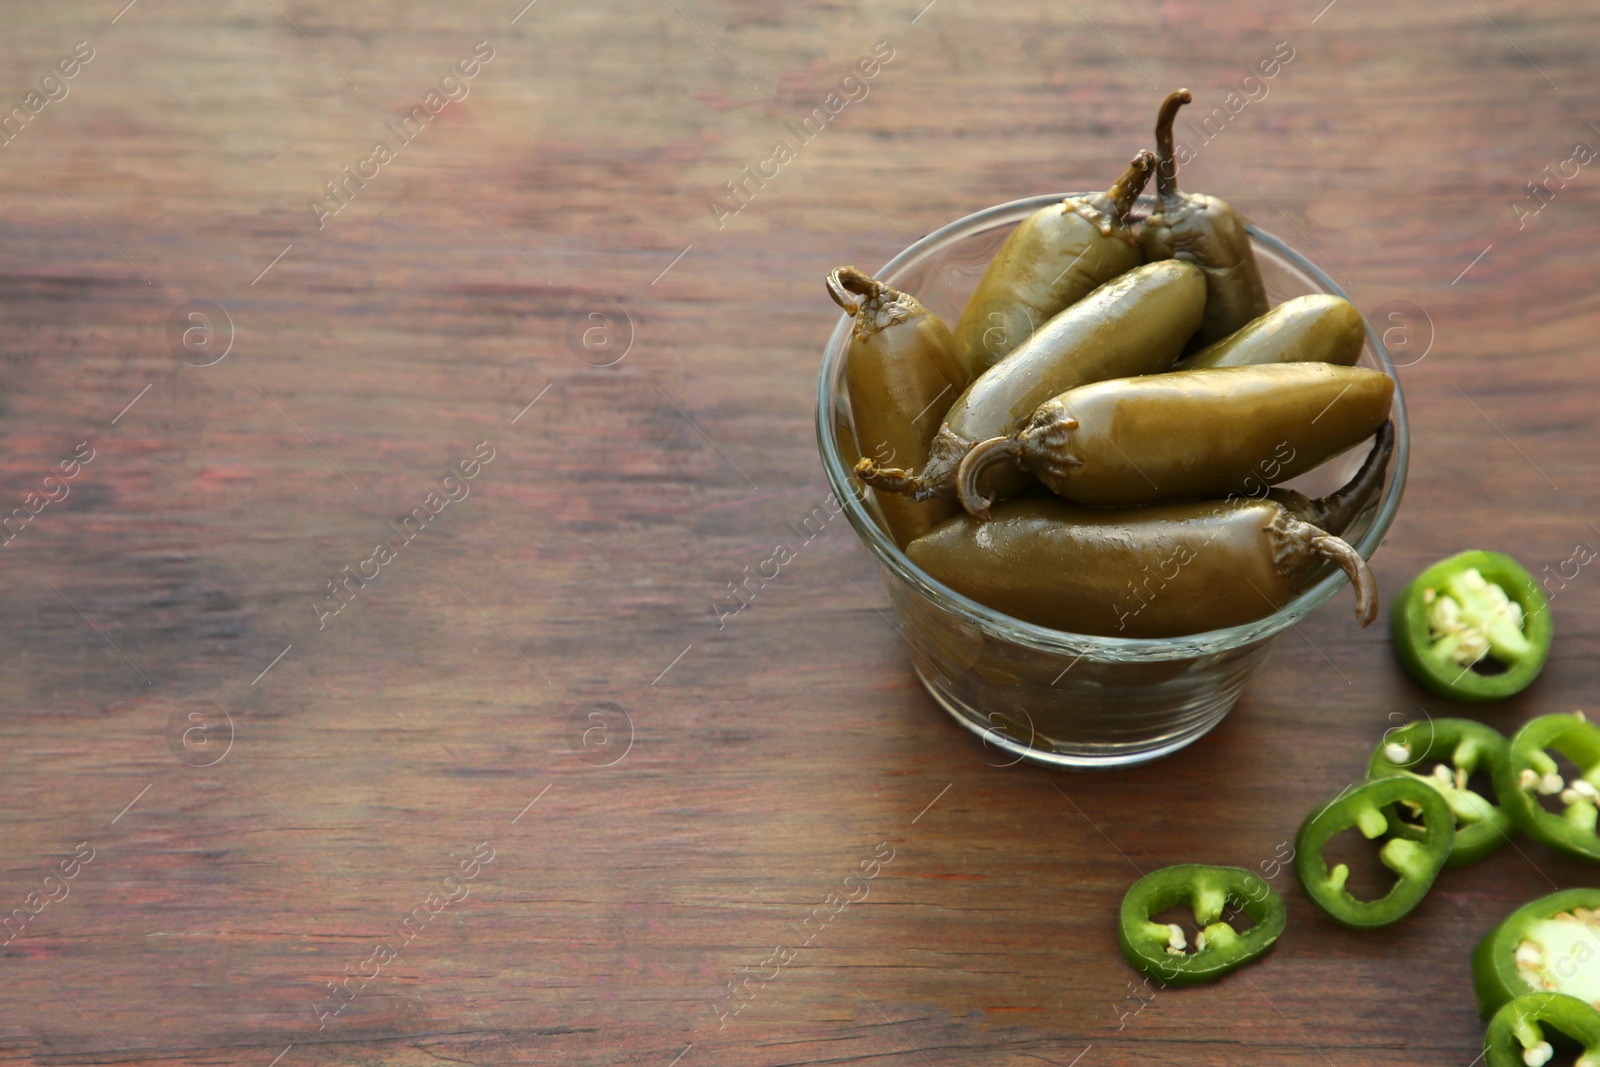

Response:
(1286, 516), (1378, 627)
(1143, 88), (1270, 350)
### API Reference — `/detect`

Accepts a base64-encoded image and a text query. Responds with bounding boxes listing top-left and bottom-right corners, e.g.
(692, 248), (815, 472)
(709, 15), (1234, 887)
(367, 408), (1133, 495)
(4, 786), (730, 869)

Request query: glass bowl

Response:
(815, 193), (1409, 770)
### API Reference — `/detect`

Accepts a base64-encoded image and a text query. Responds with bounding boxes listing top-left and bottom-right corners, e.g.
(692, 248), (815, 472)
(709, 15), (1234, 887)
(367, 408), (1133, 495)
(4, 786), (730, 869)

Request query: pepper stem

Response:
(955, 437), (1019, 519)
(827, 266), (881, 315)
(1106, 149), (1158, 223)
(855, 455), (922, 496)
(1307, 421), (1395, 534)
(1284, 517), (1379, 626)
(1153, 89), (1193, 199)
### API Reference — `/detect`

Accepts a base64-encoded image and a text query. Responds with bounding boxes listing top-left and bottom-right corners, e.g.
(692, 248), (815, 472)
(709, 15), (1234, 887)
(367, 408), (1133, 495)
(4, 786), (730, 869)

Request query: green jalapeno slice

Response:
(1474, 889), (1600, 1019)
(1368, 718), (1514, 868)
(1117, 864), (1286, 987)
(1497, 712), (1600, 862)
(1392, 550), (1553, 702)
(1483, 992), (1600, 1067)
(1294, 776), (1454, 929)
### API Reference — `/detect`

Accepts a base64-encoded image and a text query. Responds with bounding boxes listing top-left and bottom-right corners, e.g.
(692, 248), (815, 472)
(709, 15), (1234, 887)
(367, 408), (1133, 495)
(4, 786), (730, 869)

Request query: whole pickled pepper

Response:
(858, 258), (1205, 504)
(829, 266), (964, 547)
(1176, 294), (1366, 372)
(951, 150), (1157, 377)
(956, 363), (1394, 515)
(909, 427), (1395, 638)
(1143, 89), (1270, 350)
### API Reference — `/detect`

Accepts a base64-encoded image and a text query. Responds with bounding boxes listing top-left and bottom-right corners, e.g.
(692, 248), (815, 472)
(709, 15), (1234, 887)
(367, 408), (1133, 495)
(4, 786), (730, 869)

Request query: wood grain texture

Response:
(0, 1), (1596, 1063)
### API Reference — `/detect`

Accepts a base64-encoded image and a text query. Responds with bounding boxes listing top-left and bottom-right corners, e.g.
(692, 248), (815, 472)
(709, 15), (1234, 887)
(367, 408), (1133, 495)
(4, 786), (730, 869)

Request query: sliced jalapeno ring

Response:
(1392, 550), (1553, 702)
(1473, 888), (1600, 1019)
(1496, 712), (1600, 862)
(1368, 718), (1514, 868)
(1117, 864), (1286, 987)
(1483, 992), (1600, 1067)
(1294, 776), (1454, 929)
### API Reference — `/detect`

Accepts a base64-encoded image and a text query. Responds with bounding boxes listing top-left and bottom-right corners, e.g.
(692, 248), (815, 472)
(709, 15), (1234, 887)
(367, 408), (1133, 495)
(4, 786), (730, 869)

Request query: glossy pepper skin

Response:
(907, 498), (1374, 638)
(1117, 865), (1286, 987)
(1368, 718), (1514, 868)
(908, 423), (1391, 637)
(1392, 550), (1553, 702)
(1483, 993), (1600, 1067)
(858, 259), (1205, 504)
(1176, 293), (1366, 371)
(1496, 712), (1600, 862)
(828, 267), (964, 547)
(951, 151), (1156, 377)
(1143, 89), (1270, 350)
(956, 363), (1393, 515)
(1294, 776), (1454, 929)
(1474, 889), (1600, 1019)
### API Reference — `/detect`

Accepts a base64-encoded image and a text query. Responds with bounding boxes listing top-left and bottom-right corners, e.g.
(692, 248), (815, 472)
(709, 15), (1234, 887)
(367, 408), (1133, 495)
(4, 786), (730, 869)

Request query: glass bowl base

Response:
(909, 647), (1270, 771)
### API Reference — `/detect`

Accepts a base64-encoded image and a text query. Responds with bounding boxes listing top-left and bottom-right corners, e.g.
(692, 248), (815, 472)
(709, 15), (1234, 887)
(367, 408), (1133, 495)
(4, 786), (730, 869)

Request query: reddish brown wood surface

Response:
(1, 1), (1597, 1064)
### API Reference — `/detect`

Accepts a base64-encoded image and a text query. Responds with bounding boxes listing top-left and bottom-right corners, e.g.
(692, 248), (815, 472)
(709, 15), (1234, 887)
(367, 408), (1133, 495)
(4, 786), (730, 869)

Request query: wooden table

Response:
(1, 1), (1595, 1063)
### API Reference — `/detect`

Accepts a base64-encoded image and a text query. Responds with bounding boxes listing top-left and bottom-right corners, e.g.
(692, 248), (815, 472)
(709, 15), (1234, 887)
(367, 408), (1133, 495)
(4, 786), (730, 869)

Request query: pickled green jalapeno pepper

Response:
(951, 150), (1156, 377)
(1484, 993), (1600, 1067)
(1117, 865), (1286, 987)
(829, 266), (964, 547)
(907, 423), (1391, 636)
(1496, 712), (1600, 862)
(1368, 718), (1514, 868)
(955, 363), (1393, 515)
(1474, 889), (1600, 1019)
(858, 259), (1205, 505)
(1392, 551), (1553, 702)
(1143, 89), (1270, 350)
(1294, 776), (1455, 929)
(1175, 294), (1366, 371)
(907, 497), (1375, 637)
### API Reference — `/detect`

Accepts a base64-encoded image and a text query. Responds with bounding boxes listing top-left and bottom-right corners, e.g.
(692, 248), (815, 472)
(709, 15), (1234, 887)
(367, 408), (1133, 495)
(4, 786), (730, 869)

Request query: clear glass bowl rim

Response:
(814, 191), (1411, 663)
